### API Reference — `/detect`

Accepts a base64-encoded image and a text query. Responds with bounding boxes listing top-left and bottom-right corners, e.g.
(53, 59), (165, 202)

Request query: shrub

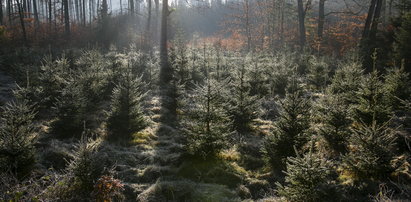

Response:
(0, 100), (37, 178)
(92, 174), (125, 201)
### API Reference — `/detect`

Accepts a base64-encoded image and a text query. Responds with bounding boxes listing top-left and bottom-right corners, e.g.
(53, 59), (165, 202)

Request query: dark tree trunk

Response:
(160, 0), (170, 83)
(101, 0), (109, 47)
(146, 0), (152, 46)
(48, 0), (52, 27)
(33, 0), (39, 28)
(82, 0), (86, 25)
(370, 0), (383, 40)
(64, 0), (70, 37)
(362, 0), (377, 39)
(154, 0), (159, 43)
(7, 0), (12, 26)
(297, 0), (306, 49)
(129, 0), (134, 15)
(318, 0), (325, 39)
(16, 0), (28, 45)
(0, 0), (3, 26)
(75, 0), (79, 22)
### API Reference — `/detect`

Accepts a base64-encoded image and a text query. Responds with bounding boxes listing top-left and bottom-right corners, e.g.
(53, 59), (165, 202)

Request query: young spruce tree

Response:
(0, 100), (37, 178)
(314, 94), (351, 158)
(276, 149), (338, 202)
(226, 63), (260, 133)
(342, 121), (397, 180)
(263, 76), (311, 172)
(181, 78), (232, 159)
(107, 69), (147, 142)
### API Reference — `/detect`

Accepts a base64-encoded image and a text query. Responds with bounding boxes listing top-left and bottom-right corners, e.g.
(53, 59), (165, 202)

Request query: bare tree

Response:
(160, 0), (170, 84)
(16, 0), (28, 45)
(297, 0), (311, 49)
(64, 0), (70, 37)
(0, 0), (3, 26)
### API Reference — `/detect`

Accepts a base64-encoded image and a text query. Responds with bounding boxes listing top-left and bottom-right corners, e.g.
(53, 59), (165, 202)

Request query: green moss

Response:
(177, 157), (245, 188)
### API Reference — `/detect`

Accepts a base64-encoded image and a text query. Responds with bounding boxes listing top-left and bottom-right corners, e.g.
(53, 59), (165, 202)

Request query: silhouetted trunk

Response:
(318, 0), (325, 39)
(33, 0), (39, 28)
(101, 0), (109, 47)
(370, 0), (383, 41)
(154, 0), (159, 43)
(362, 0), (377, 39)
(0, 0), (3, 25)
(16, 0), (27, 45)
(64, 0), (70, 37)
(7, 0), (12, 26)
(160, 0), (169, 84)
(48, 0), (52, 26)
(75, 0), (79, 22)
(297, 0), (306, 49)
(146, 0), (152, 47)
(129, 0), (134, 15)
(279, 0), (284, 45)
(82, 0), (86, 25)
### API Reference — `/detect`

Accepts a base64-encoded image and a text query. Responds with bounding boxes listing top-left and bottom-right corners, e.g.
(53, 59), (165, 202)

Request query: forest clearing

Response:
(0, 0), (411, 201)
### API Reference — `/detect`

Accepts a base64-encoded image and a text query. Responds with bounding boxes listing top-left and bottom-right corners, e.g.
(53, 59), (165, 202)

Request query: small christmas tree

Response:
(52, 81), (88, 138)
(263, 76), (311, 172)
(226, 64), (260, 133)
(276, 148), (338, 202)
(181, 78), (232, 159)
(0, 100), (37, 178)
(107, 69), (147, 141)
(342, 121), (397, 180)
(352, 69), (392, 126)
(383, 65), (411, 111)
(327, 59), (363, 105)
(306, 56), (330, 91)
(314, 94), (351, 158)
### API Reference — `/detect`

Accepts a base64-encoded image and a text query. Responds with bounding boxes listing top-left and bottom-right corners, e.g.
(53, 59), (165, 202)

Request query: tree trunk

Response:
(101, 0), (108, 47)
(64, 0), (70, 37)
(146, 0), (152, 46)
(48, 0), (52, 27)
(154, 0), (159, 43)
(7, 0), (12, 26)
(160, 0), (170, 84)
(279, 0), (285, 45)
(0, 0), (3, 26)
(362, 0), (377, 39)
(370, 0), (383, 40)
(129, 0), (134, 15)
(33, 0), (39, 28)
(318, 0), (325, 39)
(82, 0), (86, 25)
(16, 0), (28, 45)
(297, 0), (306, 49)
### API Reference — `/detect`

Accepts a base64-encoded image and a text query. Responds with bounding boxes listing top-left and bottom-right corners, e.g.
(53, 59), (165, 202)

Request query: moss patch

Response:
(177, 157), (245, 188)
